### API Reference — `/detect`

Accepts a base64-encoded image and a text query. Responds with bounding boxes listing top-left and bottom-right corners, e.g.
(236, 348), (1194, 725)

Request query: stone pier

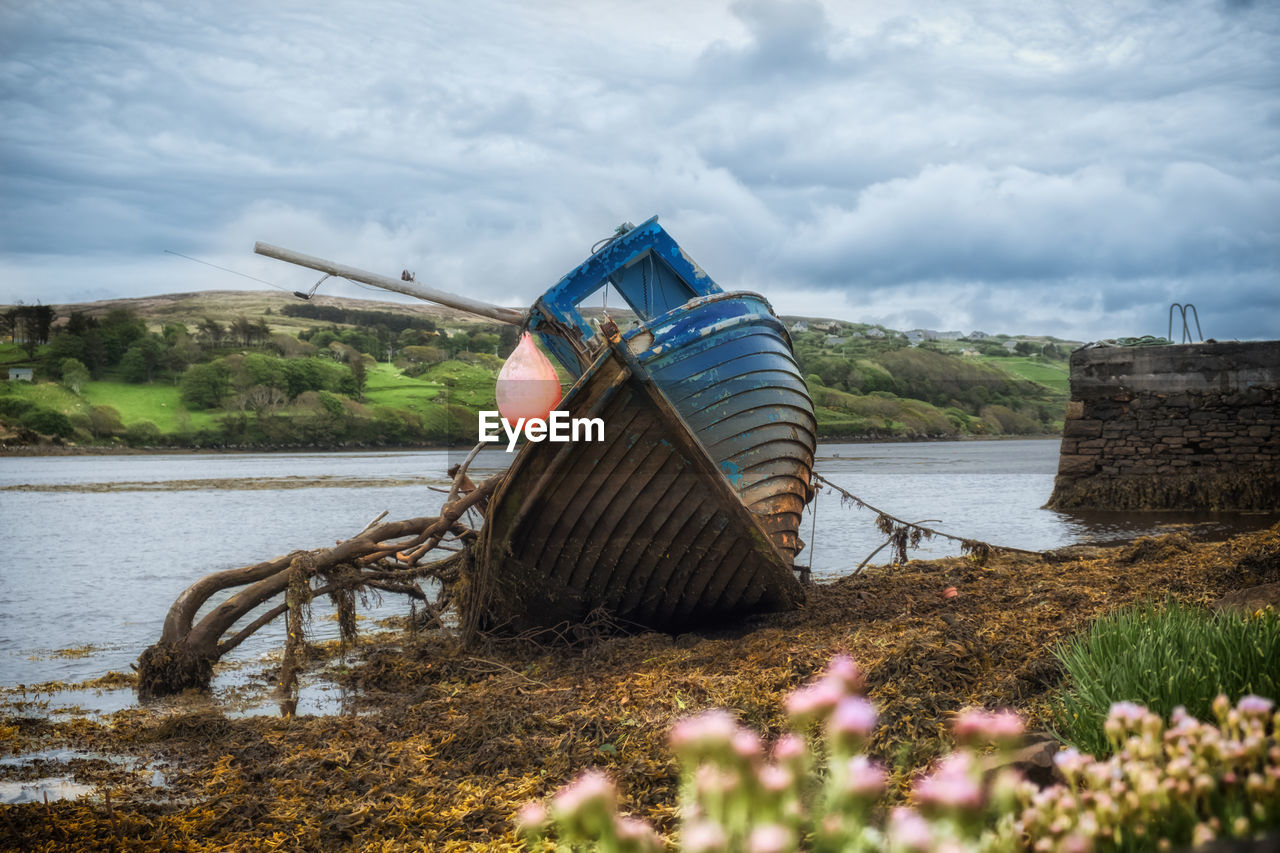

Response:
(1047, 341), (1280, 511)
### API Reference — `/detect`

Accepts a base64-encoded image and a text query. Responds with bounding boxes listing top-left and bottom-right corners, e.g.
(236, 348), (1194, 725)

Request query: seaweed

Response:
(2, 523), (1277, 851)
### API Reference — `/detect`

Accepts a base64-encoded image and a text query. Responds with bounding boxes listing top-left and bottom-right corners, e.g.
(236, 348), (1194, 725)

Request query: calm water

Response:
(1, 440), (1273, 712)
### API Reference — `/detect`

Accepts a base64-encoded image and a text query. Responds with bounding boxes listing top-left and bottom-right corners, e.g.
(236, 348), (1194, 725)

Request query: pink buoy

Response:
(496, 332), (562, 423)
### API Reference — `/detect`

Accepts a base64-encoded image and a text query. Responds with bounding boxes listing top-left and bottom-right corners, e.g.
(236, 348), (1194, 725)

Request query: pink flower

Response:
(551, 770), (618, 838)
(954, 709), (1025, 745)
(1169, 706), (1199, 734)
(614, 816), (663, 851)
(733, 729), (763, 762)
(552, 769), (616, 815)
(772, 733), (807, 765)
(831, 696), (878, 739)
(914, 754), (982, 812)
(888, 807), (934, 851)
(1108, 701), (1146, 724)
(785, 677), (845, 724)
(694, 764), (740, 797)
(826, 654), (865, 692)
(682, 821), (727, 853)
(514, 801), (547, 834)
(1060, 833), (1093, 853)
(758, 764), (794, 793)
(1237, 695), (1274, 717)
(1054, 747), (1089, 781)
(841, 755), (886, 799)
(670, 710), (740, 758)
(747, 823), (792, 853)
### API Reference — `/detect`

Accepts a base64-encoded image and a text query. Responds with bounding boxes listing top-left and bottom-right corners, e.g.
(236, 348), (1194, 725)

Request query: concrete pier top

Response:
(1068, 341), (1280, 397)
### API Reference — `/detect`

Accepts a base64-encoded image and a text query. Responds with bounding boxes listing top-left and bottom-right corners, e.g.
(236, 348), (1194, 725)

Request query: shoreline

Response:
(0, 433), (1065, 458)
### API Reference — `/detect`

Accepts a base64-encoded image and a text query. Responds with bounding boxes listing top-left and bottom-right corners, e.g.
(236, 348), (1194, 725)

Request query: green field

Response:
(979, 356), (1070, 394)
(2, 379), (88, 416)
(0, 344), (29, 365)
(4, 376), (220, 431)
(361, 364), (447, 416)
(80, 381), (222, 431)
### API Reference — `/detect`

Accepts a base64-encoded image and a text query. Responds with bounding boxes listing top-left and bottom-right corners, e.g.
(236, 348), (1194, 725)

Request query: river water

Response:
(1, 440), (1273, 716)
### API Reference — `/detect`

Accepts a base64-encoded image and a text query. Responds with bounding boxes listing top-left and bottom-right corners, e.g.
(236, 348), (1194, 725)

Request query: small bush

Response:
(20, 407), (74, 438)
(1052, 598), (1280, 756)
(0, 397), (34, 419)
(124, 420), (163, 447)
(88, 405), (125, 438)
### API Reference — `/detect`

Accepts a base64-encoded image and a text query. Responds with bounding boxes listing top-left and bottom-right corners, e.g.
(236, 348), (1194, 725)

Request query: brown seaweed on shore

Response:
(3, 524), (1278, 851)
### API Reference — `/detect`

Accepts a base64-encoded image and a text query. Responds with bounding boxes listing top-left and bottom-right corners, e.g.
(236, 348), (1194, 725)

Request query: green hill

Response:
(2, 293), (1074, 449)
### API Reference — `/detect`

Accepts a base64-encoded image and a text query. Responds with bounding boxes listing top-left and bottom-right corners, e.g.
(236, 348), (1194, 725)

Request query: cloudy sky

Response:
(2, 0), (1277, 341)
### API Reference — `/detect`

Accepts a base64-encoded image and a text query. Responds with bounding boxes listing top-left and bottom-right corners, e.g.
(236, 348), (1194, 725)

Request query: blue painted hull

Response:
(625, 292), (816, 563)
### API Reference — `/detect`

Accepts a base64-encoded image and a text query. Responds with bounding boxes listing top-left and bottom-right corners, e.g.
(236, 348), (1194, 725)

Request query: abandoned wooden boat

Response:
(471, 318), (805, 633)
(527, 218), (817, 566)
(256, 216), (816, 631)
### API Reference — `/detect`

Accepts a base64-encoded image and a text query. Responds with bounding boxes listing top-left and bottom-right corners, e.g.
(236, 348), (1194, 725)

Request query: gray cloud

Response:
(777, 162), (1279, 284)
(0, 0), (1277, 343)
(698, 0), (836, 82)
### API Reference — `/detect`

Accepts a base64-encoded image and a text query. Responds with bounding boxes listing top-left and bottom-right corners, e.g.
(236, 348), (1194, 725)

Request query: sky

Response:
(1, 0), (1277, 341)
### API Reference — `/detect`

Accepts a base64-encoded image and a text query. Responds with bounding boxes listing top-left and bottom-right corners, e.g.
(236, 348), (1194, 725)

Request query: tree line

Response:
(280, 302), (441, 335)
(2, 305), (56, 356)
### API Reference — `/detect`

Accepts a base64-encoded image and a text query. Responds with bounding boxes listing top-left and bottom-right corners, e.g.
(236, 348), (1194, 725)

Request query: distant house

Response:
(864, 328), (886, 339)
(790, 321), (809, 333)
(824, 334), (845, 346)
(967, 330), (989, 340)
(908, 329), (956, 344)
(1003, 340), (1019, 351)
(6, 367), (33, 382)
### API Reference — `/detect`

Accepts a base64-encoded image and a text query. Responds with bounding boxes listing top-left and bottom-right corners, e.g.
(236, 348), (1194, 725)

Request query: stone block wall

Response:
(1047, 341), (1280, 511)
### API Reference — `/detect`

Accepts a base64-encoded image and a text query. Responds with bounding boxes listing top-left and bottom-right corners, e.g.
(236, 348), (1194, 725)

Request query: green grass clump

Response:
(1052, 598), (1280, 756)
(811, 386), (958, 438)
(361, 364), (446, 414)
(420, 360), (499, 409)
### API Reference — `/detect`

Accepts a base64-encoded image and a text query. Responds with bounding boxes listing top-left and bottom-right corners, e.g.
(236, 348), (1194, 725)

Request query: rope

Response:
(1083, 335), (1172, 349)
(163, 249), (294, 293)
(801, 482), (819, 583)
(810, 472), (1041, 561)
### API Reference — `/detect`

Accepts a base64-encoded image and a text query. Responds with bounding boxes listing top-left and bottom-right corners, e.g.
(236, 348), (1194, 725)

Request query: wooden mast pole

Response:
(253, 241), (527, 326)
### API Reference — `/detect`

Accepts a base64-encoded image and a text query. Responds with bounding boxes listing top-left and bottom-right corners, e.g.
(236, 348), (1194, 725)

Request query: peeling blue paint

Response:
(720, 458), (744, 487)
(527, 217), (722, 376)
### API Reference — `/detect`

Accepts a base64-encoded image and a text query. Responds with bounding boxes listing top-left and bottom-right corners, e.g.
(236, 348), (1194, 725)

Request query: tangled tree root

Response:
(136, 471), (499, 702)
